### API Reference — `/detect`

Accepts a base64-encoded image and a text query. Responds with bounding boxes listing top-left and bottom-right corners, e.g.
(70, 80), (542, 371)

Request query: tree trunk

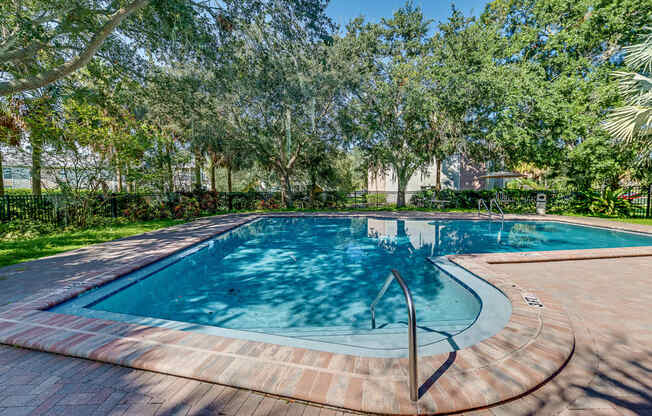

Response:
(31, 137), (42, 196)
(435, 159), (442, 191)
(396, 171), (408, 208)
(125, 165), (134, 193)
(282, 171), (293, 208)
(117, 166), (123, 192)
(310, 172), (317, 203)
(0, 148), (4, 197)
(126, 167), (132, 193)
(227, 165), (233, 193)
(210, 157), (217, 192)
(166, 143), (174, 192)
(194, 150), (202, 191)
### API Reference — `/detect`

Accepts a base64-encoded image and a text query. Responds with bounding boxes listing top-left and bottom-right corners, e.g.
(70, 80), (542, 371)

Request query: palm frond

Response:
(612, 71), (652, 101)
(605, 27), (652, 155)
(624, 27), (652, 73)
(603, 105), (652, 142)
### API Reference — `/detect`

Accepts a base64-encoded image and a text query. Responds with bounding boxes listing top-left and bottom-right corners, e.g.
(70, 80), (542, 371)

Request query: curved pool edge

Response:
(426, 256), (512, 353)
(0, 212), (588, 415)
(45, 243), (510, 359)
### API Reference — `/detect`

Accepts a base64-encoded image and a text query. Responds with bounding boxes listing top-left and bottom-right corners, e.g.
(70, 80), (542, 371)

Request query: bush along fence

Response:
(0, 185), (650, 225)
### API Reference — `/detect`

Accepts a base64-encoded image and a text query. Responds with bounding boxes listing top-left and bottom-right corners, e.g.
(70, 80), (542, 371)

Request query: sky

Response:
(326, 0), (490, 31)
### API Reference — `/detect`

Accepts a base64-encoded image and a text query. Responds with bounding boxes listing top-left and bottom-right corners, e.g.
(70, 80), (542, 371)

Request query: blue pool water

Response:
(52, 217), (652, 355)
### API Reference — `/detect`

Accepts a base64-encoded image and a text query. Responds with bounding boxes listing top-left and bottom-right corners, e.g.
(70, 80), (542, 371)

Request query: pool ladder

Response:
(478, 198), (504, 221)
(369, 270), (418, 402)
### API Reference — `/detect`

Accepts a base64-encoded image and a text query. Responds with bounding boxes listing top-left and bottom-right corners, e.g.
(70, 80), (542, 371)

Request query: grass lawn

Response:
(561, 214), (652, 227)
(597, 217), (652, 226)
(0, 219), (187, 268)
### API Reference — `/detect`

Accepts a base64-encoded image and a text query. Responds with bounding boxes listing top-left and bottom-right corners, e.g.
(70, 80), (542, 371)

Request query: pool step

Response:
(243, 319), (475, 339)
(244, 319), (476, 350)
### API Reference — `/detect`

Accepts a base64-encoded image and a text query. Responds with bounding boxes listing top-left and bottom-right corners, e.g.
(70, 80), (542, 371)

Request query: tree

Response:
(1, 0), (149, 96)
(425, 8), (506, 186)
(21, 91), (65, 195)
(603, 28), (652, 165)
(0, 98), (24, 196)
(227, 14), (347, 206)
(340, 4), (435, 207)
(0, 0), (334, 96)
(477, 0), (649, 187)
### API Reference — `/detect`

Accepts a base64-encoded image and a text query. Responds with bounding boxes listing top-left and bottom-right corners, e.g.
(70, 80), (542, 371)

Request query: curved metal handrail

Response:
(490, 198), (505, 221)
(477, 198), (491, 218)
(369, 270), (418, 402)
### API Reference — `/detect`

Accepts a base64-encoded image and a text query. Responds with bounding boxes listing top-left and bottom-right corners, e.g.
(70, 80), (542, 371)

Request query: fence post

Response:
(646, 184), (651, 219)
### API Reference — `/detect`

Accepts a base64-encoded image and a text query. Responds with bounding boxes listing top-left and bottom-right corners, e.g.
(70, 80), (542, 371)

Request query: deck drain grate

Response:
(522, 293), (544, 308)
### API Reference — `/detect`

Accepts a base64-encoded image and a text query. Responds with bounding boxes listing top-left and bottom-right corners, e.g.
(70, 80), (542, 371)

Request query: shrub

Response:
(200, 192), (219, 212)
(255, 196), (281, 210)
(173, 196), (201, 219)
(581, 188), (632, 217)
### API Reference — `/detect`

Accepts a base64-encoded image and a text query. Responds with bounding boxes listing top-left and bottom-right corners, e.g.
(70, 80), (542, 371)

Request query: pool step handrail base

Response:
(370, 270), (419, 402)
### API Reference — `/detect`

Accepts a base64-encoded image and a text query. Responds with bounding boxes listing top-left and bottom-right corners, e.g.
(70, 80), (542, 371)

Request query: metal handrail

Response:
(477, 198), (491, 218)
(490, 198), (505, 221)
(369, 270), (418, 402)
(370, 274), (394, 329)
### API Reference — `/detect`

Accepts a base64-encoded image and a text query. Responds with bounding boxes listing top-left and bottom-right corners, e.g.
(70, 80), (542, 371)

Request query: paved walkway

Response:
(0, 213), (650, 415)
(486, 256), (652, 416)
(0, 345), (359, 416)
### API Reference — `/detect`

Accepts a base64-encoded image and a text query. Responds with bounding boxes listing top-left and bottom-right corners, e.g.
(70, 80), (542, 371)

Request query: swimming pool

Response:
(51, 217), (652, 357)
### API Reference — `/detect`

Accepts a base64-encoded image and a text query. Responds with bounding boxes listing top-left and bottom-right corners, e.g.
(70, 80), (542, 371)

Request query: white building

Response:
(367, 155), (485, 202)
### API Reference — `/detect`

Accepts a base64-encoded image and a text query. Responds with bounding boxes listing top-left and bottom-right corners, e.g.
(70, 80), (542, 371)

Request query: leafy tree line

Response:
(0, 0), (650, 208)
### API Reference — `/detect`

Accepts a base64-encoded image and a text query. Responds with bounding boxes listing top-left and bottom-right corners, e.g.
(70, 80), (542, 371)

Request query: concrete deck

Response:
(0, 212), (650, 415)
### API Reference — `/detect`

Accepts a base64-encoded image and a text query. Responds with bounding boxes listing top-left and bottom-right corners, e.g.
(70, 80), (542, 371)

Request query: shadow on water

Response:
(89, 217), (481, 332)
(77, 217), (652, 347)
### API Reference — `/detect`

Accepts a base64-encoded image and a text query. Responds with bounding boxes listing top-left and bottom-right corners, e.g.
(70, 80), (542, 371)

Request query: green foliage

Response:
(340, 4), (436, 207)
(581, 189), (633, 217)
(0, 0), (334, 96)
(3, 189), (34, 195)
(603, 27), (652, 166)
(479, 0), (650, 186)
(1, 0), (649, 203)
(506, 179), (546, 191)
(366, 193), (387, 205)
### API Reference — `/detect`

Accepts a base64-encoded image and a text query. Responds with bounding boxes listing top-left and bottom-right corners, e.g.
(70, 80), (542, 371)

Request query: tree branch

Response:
(0, 41), (49, 64)
(0, 0), (150, 97)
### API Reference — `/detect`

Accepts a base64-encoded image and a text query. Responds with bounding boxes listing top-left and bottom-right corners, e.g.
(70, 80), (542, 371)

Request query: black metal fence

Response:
(1, 186), (650, 225)
(622, 184), (652, 219)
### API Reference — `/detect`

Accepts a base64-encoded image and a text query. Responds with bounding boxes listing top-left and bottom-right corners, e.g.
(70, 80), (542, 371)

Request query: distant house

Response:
(367, 155), (485, 201)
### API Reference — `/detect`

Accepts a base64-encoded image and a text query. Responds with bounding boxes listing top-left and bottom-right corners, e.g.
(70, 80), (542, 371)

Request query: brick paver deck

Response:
(0, 212), (650, 415)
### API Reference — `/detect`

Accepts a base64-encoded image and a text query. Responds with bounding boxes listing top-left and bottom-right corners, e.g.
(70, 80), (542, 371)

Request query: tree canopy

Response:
(1, 0), (649, 200)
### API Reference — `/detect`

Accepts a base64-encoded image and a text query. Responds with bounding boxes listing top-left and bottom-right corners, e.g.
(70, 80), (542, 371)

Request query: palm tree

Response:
(603, 28), (652, 162)
(0, 98), (24, 196)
